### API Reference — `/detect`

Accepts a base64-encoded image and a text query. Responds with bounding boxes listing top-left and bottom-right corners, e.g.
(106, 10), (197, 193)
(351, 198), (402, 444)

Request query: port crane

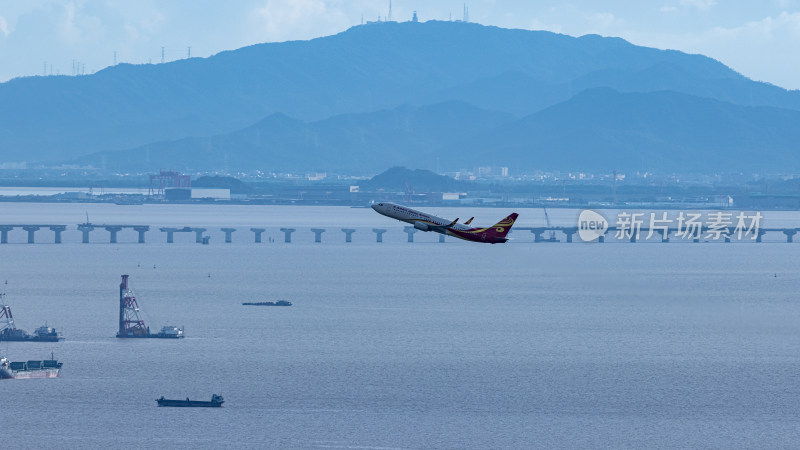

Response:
(541, 207), (558, 242)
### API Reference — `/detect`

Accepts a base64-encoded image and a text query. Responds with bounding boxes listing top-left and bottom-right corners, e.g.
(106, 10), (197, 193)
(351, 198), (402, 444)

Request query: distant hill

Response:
(2, 20), (799, 167)
(363, 167), (468, 192)
(72, 101), (515, 174)
(449, 88), (800, 173)
(74, 89), (800, 174)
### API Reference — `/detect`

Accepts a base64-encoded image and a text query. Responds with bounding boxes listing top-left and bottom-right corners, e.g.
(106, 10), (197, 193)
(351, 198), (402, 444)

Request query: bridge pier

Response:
(598, 235), (605, 243)
(193, 228), (207, 243)
(133, 226), (149, 243)
(221, 228), (236, 243)
(532, 230), (543, 242)
(0, 226), (12, 244)
(784, 229), (797, 243)
(22, 226), (39, 244)
(656, 229), (670, 243)
(251, 228), (266, 243)
(311, 228), (325, 243)
(160, 228), (177, 243)
(280, 228), (295, 243)
(341, 228), (355, 243)
(403, 226), (417, 242)
(78, 225), (95, 243)
(372, 229), (387, 243)
(439, 234), (446, 243)
(563, 228), (576, 243)
(105, 226), (122, 244)
(756, 229), (766, 243)
(49, 226), (66, 244)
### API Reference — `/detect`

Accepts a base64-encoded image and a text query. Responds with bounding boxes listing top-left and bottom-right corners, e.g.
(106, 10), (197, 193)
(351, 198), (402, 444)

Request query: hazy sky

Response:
(1, 1), (798, 89)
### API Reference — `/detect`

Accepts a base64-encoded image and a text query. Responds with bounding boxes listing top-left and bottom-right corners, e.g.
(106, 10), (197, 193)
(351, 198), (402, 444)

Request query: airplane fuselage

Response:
(371, 202), (518, 244)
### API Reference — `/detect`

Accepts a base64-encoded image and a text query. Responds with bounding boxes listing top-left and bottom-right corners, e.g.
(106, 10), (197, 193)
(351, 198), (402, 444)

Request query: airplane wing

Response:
(428, 218), (458, 232)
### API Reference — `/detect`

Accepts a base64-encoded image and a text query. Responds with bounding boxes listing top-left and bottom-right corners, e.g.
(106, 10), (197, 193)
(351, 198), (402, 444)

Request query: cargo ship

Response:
(242, 300), (292, 306)
(116, 275), (184, 339)
(0, 353), (63, 379)
(0, 297), (64, 342)
(156, 394), (224, 407)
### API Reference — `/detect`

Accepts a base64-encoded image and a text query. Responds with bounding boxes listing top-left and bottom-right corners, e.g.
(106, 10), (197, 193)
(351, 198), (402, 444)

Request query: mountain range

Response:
(2, 20), (798, 174)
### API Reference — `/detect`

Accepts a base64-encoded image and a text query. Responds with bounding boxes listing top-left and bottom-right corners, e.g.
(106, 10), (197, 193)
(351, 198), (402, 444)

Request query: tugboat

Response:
(0, 353), (63, 379)
(115, 275), (184, 339)
(156, 394), (224, 407)
(0, 296), (65, 342)
(242, 300), (292, 306)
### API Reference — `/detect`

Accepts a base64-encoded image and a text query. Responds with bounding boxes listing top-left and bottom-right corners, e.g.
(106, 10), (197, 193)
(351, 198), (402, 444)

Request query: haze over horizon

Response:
(1, 1), (799, 90)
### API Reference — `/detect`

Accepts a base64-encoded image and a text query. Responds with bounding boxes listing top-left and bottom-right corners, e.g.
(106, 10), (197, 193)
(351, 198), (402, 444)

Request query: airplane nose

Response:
(371, 203), (380, 212)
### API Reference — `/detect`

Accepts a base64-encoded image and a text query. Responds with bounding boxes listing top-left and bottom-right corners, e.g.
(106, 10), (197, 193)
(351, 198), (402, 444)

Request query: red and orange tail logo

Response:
(487, 213), (518, 238)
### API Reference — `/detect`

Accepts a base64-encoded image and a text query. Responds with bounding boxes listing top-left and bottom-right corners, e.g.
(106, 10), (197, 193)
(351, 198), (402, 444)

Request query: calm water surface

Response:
(2, 203), (800, 448)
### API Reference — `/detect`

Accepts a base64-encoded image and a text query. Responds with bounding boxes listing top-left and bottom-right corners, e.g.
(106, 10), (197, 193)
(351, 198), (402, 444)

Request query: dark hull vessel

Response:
(116, 325), (184, 339)
(0, 325), (65, 342)
(242, 300), (292, 306)
(157, 394), (224, 407)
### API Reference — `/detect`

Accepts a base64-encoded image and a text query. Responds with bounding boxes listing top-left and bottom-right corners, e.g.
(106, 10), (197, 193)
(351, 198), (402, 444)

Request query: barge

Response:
(156, 394), (224, 407)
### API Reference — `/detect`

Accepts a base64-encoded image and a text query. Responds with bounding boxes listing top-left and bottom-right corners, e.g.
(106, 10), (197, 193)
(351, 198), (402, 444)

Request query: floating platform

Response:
(116, 275), (184, 339)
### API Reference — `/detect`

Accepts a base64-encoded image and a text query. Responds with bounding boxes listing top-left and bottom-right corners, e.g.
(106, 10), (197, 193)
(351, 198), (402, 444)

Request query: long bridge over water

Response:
(0, 223), (796, 244)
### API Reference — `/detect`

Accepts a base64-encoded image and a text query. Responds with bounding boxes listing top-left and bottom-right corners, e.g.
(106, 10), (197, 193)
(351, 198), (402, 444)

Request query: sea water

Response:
(2, 203), (800, 448)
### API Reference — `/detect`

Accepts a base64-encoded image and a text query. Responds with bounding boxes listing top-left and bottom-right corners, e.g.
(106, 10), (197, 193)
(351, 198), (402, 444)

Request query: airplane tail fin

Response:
(486, 213), (519, 241)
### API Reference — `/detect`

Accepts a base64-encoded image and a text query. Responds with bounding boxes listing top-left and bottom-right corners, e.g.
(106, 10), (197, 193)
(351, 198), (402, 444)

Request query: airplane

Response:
(371, 202), (518, 244)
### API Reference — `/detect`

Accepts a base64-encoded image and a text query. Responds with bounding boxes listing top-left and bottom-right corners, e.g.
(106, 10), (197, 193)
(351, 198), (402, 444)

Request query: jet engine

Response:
(413, 221), (430, 231)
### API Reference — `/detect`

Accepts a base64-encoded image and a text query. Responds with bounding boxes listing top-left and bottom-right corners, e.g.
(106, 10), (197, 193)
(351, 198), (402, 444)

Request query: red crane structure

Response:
(117, 275), (148, 337)
(148, 170), (191, 197)
(0, 297), (16, 335)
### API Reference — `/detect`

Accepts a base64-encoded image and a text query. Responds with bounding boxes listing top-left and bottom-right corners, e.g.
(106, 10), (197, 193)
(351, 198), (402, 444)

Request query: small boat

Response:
(156, 394), (224, 407)
(242, 300), (292, 306)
